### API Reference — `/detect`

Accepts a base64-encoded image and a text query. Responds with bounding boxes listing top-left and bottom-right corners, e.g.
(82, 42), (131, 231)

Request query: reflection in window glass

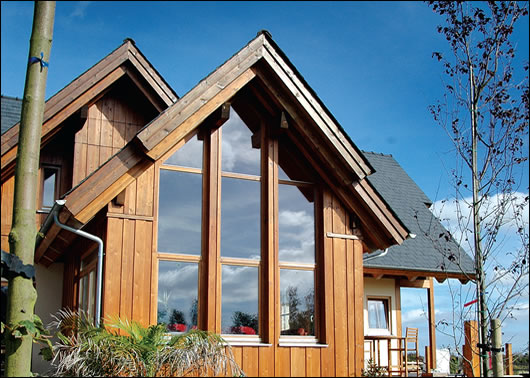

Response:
(78, 251), (97, 319)
(280, 269), (315, 336)
(367, 299), (389, 330)
(221, 108), (260, 176)
(163, 134), (203, 169)
(158, 261), (198, 332)
(221, 177), (260, 259)
(158, 170), (202, 254)
(278, 184), (315, 263)
(42, 168), (57, 208)
(221, 265), (259, 335)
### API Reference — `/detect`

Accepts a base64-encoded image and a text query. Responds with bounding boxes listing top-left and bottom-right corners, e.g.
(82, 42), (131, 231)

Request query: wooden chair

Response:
(387, 327), (421, 376)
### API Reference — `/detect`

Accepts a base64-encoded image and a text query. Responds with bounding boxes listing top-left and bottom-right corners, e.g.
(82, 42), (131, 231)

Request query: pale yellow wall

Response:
(363, 277), (400, 368)
(31, 262), (64, 375)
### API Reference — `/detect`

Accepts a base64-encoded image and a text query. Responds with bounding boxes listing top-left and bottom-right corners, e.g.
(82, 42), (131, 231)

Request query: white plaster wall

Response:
(363, 277), (399, 369)
(31, 262), (64, 375)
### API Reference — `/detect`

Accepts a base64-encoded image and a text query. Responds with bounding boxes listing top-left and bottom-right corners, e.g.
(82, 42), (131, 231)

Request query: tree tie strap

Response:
(28, 52), (49, 71)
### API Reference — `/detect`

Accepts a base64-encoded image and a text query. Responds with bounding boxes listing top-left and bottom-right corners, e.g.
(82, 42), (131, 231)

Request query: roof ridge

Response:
(361, 150), (393, 157)
(1, 95), (23, 101)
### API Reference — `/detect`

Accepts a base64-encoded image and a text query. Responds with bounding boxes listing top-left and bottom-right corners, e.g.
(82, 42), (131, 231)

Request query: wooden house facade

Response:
(1, 32), (473, 376)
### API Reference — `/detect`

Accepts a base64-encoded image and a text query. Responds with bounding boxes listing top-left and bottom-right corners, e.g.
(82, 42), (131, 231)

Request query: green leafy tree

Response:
(169, 310), (186, 325)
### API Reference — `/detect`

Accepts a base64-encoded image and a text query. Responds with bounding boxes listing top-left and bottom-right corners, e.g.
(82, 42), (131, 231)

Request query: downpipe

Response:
(52, 200), (104, 328)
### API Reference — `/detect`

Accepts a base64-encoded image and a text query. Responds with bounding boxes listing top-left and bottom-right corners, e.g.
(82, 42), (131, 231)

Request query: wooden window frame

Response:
(154, 109), (325, 347)
(156, 131), (204, 334)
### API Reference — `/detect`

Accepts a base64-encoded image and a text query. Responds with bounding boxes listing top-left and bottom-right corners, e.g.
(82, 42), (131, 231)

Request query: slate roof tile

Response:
(362, 151), (475, 275)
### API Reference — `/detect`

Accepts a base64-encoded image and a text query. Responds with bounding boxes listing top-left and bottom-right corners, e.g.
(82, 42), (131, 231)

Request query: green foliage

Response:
(232, 311), (258, 332)
(361, 358), (388, 377)
(1, 314), (54, 361)
(47, 309), (244, 377)
(169, 310), (185, 325)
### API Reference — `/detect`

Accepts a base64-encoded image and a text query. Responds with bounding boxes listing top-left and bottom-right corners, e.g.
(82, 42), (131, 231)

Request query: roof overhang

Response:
(363, 266), (475, 284)
(1, 39), (177, 182)
(35, 31), (410, 265)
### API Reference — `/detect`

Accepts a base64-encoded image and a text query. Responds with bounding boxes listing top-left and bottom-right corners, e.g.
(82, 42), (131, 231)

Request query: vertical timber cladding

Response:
(103, 163), (155, 327)
(72, 91), (148, 187)
(229, 189), (365, 377)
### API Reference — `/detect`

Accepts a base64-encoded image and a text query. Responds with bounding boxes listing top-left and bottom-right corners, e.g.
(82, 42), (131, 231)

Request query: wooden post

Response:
(491, 319), (503, 377)
(504, 343), (513, 376)
(463, 320), (480, 377)
(425, 345), (432, 372)
(427, 277), (437, 370)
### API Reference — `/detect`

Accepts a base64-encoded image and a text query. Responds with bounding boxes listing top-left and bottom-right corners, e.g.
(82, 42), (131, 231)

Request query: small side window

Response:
(367, 298), (390, 331)
(40, 166), (60, 210)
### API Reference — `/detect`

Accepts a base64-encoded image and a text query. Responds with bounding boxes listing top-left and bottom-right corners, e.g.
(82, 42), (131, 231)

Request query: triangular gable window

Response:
(156, 98), (323, 345)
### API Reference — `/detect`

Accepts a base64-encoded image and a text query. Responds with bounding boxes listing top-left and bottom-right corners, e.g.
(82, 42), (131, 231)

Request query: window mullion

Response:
(260, 121), (277, 344)
(199, 126), (222, 332)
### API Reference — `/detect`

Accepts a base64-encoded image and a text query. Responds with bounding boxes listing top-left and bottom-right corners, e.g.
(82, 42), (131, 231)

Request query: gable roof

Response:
(1, 96), (23, 135)
(35, 31), (412, 265)
(362, 151), (475, 282)
(1, 38), (178, 181)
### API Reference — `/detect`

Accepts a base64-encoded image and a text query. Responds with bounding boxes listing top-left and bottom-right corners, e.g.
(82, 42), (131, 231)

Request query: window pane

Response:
(368, 299), (388, 329)
(163, 134), (203, 169)
(278, 184), (315, 263)
(280, 269), (315, 336)
(221, 108), (260, 176)
(221, 177), (260, 259)
(221, 265), (259, 335)
(158, 261), (198, 332)
(158, 170), (202, 254)
(42, 168), (56, 208)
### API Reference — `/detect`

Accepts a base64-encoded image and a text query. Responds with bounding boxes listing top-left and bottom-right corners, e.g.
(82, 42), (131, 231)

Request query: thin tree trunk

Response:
(469, 63), (490, 377)
(5, 2), (55, 376)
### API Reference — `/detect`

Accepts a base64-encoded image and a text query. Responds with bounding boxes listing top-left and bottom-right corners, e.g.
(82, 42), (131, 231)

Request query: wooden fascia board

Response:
(1, 40), (177, 169)
(1, 66), (127, 180)
(138, 67), (258, 161)
(260, 39), (371, 180)
(352, 179), (409, 244)
(1, 43), (130, 156)
(136, 34), (267, 151)
(252, 65), (355, 187)
(63, 145), (145, 221)
(126, 45), (177, 105)
(123, 64), (166, 113)
(363, 267), (475, 283)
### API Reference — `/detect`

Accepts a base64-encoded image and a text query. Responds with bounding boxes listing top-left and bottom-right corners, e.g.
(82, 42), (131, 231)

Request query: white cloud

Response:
(69, 1), (91, 18)
(221, 109), (260, 174)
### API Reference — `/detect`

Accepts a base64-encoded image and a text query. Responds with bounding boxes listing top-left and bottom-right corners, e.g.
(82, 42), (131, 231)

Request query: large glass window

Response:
(157, 134), (203, 332)
(158, 261), (198, 332)
(278, 145), (316, 339)
(220, 108), (261, 336)
(155, 105), (321, 342)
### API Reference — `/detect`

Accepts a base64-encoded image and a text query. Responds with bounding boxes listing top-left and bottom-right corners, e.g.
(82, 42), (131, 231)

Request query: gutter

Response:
(41, 200), (105, 328)
(363, 233), (416, 262)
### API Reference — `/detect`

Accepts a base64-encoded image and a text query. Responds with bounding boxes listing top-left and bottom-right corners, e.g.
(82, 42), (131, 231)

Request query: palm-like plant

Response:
(47, 309), (244, 377)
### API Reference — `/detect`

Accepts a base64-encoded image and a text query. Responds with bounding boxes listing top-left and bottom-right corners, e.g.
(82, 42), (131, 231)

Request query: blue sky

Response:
(2, 1), (528, 354)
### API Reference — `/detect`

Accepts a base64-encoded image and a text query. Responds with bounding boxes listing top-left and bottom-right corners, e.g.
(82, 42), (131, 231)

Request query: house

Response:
(361, 151), (475, 373)
(1, 31), (474, 376)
